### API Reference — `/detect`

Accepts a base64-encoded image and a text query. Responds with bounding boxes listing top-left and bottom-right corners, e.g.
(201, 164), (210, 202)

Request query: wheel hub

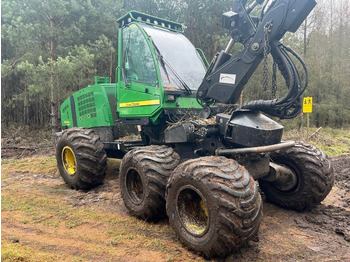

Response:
(62, 146), (77, 175)
(126, 169), (144, 204)
(177, 186), (209, 236)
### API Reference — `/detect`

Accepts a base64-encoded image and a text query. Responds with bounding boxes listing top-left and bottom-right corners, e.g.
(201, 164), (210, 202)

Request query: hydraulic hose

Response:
(242, 42), (307, 119)
(277, 47), (300, 105)
(284, 45), (309, 95)
(242, 43), (294, 116)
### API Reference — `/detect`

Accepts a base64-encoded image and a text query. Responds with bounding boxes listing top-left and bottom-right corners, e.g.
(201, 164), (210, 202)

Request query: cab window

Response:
(122, 24), (158, 86)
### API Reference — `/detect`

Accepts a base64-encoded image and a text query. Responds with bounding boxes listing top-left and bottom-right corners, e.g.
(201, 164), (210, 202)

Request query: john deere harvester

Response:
(56, 0), (334, 257)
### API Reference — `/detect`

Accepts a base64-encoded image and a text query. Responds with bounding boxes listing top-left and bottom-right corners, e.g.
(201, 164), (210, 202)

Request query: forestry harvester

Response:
(56, 0), (334, 257)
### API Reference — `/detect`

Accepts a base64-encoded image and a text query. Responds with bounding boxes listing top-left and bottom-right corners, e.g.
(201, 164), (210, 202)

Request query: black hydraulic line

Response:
(242, 43), (295, 114)
(284, 45), (309, 95)
(275, 46), (298, 105)
(276, 46), (309, 119)
(277, 48), (300, 106)
(271, 44), (309, 108)
(241, 41), (308, 119)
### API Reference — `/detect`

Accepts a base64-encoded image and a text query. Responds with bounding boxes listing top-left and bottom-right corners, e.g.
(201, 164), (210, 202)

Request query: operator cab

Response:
(116, 11), (207, 125)
(118, 11), (206, 92)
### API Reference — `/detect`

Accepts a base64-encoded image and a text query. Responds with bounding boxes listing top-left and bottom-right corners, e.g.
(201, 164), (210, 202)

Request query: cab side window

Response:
(122, 25), (158, 86)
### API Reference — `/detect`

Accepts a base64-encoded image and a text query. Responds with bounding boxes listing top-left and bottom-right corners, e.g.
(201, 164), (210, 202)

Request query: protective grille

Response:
(77, 91), (97, 118)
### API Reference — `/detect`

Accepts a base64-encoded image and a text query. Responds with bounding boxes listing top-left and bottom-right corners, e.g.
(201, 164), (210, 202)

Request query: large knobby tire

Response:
(56, 128), (107, 190)
(259, 141), (334, 210)
(166, 156), (262, 258)
(120, 145), (180, 220)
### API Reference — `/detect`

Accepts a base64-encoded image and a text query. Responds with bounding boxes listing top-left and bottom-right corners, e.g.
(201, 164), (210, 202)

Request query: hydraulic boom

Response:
(197, 0), (316, 119)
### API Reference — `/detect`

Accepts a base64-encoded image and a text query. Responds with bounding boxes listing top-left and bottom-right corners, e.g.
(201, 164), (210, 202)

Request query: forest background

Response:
(1, 0), (350, 136)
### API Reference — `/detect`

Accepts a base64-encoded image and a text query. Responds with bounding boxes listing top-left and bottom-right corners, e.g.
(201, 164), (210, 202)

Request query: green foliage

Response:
(1, 0), (349, 129)
(1, 0), (122, 128)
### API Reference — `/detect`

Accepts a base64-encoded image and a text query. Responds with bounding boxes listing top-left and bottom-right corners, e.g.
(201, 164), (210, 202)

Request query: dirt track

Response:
(1, 151), (350, 261)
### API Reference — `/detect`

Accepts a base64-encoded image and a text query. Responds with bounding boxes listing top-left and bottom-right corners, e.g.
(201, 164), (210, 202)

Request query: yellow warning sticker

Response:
(303, 97), (313, 113)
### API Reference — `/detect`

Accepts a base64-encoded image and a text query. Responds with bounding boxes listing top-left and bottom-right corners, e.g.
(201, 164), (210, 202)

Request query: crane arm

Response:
(197, 0), (316, 119)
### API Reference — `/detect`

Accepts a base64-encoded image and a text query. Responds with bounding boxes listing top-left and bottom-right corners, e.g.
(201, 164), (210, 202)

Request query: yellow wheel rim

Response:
(62, 146), (77, 175)
(177, 186), (209, 236)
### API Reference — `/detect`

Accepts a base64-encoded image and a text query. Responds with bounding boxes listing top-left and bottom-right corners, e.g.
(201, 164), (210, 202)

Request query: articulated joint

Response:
(261, 162), (298, 192)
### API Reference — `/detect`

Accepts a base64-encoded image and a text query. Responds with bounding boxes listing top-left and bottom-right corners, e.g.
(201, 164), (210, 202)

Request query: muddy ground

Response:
(1, 148), (350, 261)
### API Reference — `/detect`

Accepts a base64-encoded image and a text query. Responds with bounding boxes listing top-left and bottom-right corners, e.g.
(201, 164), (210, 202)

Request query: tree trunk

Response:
(24, 81), (29, 126)
(50, 15), (59, 137)
(303, 18), (308, 58)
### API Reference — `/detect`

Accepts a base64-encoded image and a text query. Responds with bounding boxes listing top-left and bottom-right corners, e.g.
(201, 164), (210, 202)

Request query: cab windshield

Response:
(142, 24), (206, 91)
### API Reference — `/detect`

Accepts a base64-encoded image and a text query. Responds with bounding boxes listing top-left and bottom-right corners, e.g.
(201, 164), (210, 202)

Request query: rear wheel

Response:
(120, 145), (180, 220)
(166, 156), (262, 258)
(56, 128), (107, 190)
(259, 141), (334, 210)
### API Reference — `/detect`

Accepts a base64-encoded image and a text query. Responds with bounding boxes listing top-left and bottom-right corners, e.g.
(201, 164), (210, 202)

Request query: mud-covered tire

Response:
(56, 128), (107, 190)
(120, 145), (180, 220)
(166, 156), (262, 258)
(259, 141), (334, 210)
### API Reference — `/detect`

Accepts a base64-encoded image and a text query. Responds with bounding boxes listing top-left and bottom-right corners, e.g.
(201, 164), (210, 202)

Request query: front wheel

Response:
(166, 156), (262, 258)
(56, 128), (107, 190)
(259, 141), (334, 210)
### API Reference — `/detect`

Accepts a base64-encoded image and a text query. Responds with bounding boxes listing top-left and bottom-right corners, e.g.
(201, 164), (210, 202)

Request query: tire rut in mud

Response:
(293, 155), (350, 242)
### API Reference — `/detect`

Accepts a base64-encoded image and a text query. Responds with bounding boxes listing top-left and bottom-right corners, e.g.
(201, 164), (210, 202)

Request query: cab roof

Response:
(117, 11), (184, 33)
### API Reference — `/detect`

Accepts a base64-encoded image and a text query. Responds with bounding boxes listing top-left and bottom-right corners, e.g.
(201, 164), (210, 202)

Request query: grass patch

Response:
(149, 239), (167, 251)
(65, 219), (87, 229)
(1, 239), (57, 262)
(2, 190), (149, 232)
(1, 156), (58, 176)
(106, 232), (136, 246)
(283, 128), (350, 156)
(1, 157), (121, 178)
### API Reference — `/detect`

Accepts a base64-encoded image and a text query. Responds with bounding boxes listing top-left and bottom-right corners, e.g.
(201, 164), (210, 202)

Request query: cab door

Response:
(117, 23), (162, 122)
